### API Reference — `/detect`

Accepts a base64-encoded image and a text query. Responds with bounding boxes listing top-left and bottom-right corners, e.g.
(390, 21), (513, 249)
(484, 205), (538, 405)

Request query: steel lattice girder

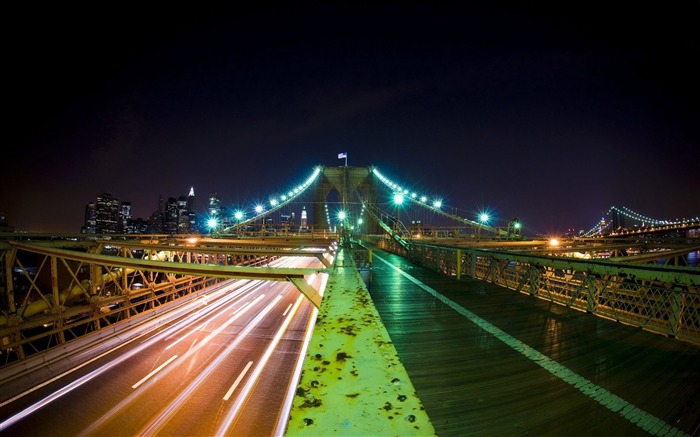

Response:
(8, 241), (329, 308)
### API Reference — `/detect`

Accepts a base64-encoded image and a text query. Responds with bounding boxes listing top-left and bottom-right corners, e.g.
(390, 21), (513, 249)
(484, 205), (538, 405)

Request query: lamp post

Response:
(234, 210), (244, 236)
(207, 217), (219, 238)
(508, 217), (521, 239)
(393, 193), (404, 235)
(478, 213), (489, 241)
(255, 204), (264, 235)
(338, 210), (348, 245)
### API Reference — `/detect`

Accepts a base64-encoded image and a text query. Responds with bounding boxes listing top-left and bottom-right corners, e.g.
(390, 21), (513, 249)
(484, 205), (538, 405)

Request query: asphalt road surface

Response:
(0, 256), (326, 436)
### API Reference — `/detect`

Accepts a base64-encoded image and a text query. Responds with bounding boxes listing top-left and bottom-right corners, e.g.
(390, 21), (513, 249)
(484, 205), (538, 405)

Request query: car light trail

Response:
(274, 270), (328, 435)
(81, 293), (270, 435)
(1, 280), (245, 411)
(165, 299), (252, 351)
(136, 294), (284, 436)
(2, 258), (327, 435)
(275, 301), (320, 436)
(0, 361), (119, 431)
(216, 291), (306, 435)
(5, 283), (265, 434)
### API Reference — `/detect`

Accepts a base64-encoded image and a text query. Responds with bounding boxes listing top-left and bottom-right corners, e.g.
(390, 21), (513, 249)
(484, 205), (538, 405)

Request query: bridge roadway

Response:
(363, 246), (700, 436)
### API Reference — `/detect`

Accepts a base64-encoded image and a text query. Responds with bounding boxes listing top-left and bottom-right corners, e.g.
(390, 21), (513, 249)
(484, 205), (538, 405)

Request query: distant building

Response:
(95, 193), (120, 234)
(186, 187), (197, 233)
(126, 217), (149, 234)
(83, 202), (96, 233)
(205, 193), (231, 230)
(207, 193), (221, 218)
(301, 206), (308, 230)
(177, 195), (188, 233)
(0, 210), (14, 232)
(187, 186), (196, 214)
(82, 188), (200, 235)
(164, 197), (179, 234)
(119, 202), (132, 233)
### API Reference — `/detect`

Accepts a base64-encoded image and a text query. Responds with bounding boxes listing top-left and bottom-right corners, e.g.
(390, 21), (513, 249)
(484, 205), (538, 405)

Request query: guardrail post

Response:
(669, 288), (681, 338)
(470, 249), (477, 278)
(456, 249), (461, 280)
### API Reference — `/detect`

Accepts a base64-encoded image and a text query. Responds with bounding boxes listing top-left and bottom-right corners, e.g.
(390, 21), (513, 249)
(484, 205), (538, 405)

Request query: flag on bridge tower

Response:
(338, 152), (347, 166)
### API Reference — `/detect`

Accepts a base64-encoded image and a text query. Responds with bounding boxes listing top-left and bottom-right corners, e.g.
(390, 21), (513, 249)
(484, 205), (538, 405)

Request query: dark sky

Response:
(4, 2), (699, 236)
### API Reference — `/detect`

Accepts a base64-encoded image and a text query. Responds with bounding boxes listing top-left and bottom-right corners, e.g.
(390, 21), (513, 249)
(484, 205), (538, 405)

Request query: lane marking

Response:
(132, 355), (179, 389)
(216, 292), (304, 434)
(223, 361), (254, 401)
(136, 294), (283, 436)
(374, 253), (688, 437)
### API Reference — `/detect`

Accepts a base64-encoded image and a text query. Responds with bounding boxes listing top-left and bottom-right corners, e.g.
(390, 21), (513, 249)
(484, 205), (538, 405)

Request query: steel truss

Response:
(0, 236), (335, 367)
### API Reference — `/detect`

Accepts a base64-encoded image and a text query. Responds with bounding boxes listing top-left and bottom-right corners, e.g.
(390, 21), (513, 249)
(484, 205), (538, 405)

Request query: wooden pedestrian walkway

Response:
(367, 247), (700, 436)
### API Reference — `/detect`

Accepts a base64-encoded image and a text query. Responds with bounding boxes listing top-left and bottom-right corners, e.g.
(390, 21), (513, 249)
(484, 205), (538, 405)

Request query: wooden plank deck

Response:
(367, 248), (700, 436)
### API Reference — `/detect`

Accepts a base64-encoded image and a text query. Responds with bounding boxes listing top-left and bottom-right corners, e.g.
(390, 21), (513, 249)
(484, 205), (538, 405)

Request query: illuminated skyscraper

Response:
(301, 206), (308, 230)
(83, 202), (96, 234)
(187, 186), (195, 213)
(186, 187), (197, 232)
(95, 193), (120, 233)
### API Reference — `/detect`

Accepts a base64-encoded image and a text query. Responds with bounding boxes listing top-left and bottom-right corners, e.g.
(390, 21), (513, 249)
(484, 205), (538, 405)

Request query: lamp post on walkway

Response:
(393, 193), (404, 235)
(478, 213), (489, 241)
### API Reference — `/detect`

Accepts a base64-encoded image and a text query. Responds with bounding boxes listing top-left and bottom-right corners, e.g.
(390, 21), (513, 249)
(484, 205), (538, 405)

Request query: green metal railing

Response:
(369, 237), (700, 345)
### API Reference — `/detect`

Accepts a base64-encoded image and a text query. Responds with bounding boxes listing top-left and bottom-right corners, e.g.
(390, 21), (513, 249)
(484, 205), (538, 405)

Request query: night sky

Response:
(4, 2), (699, 236)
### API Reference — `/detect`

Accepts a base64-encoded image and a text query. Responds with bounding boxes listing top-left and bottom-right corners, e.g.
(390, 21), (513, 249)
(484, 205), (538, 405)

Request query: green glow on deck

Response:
(285, 248), (435, 436)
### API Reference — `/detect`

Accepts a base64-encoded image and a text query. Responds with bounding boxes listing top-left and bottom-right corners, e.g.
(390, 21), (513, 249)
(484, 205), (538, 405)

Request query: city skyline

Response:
(4, 3), (699, 235)
(77, 187), (317, 234)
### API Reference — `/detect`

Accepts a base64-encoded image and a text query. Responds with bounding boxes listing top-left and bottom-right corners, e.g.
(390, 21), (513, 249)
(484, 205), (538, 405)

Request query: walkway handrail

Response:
(369, 237), (700, 345)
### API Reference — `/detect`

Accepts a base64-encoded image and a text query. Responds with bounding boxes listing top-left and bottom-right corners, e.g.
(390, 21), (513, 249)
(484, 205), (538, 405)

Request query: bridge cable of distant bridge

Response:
(582, 205), (699, 238)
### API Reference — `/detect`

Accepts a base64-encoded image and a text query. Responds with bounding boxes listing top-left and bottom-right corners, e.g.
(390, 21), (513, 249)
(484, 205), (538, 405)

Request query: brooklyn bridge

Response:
(1, 165), (699, 436)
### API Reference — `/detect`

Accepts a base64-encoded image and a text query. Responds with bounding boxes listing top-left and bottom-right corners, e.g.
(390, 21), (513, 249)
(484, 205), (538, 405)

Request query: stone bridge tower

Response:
(313, 166), (380, 233)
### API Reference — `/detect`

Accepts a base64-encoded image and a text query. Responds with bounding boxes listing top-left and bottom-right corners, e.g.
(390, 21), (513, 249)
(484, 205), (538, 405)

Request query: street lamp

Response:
(234, 210), (244, 235)
(393, 193), (404, 234)
(207, 217), (219, 237)
(254, 205), (264, 234)
(477, 213), (489, 240)
(508, 218), (521, 239)
(338, 210), (348, 245)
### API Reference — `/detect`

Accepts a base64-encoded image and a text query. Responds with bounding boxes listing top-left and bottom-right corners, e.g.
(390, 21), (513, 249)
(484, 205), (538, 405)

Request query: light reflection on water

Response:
(658, 250), (700, 267)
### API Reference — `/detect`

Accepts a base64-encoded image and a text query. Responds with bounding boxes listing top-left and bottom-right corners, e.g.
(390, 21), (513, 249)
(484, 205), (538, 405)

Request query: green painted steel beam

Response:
(9, 242), (324, 281)
(286, 248), (435, 436)
(472, 248), (699, 287)
(288, 276), (323, 309)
